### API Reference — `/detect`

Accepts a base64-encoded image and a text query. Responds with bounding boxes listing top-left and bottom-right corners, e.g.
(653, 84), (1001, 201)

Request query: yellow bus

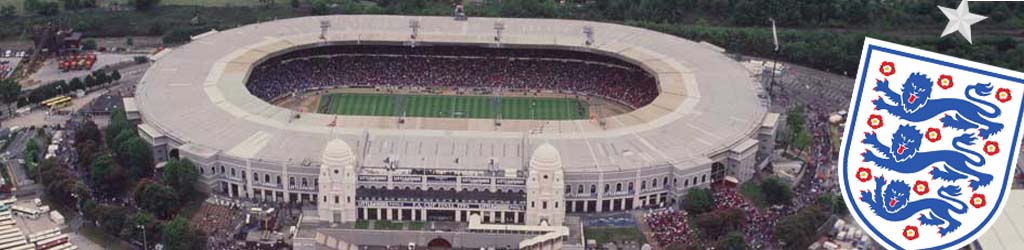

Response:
(41, 96), (72, 110)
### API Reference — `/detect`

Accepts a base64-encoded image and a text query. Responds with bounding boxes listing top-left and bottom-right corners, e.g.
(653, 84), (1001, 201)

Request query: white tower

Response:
(318, 139), (358, 223)
(525, 143), (566, 226)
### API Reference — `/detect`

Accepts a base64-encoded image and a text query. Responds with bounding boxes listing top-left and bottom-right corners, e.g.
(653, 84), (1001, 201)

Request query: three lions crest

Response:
(840, 39), (1024, 250)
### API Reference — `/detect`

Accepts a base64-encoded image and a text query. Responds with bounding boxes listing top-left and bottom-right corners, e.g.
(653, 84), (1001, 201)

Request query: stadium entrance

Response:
(427, 238), (452, 250)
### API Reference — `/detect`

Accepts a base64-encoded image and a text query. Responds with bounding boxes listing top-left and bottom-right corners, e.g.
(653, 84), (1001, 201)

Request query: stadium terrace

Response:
(132, 15), (777, 249)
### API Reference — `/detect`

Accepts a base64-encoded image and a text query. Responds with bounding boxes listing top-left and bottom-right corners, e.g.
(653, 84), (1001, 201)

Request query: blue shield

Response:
(839, 38), (1024, 250)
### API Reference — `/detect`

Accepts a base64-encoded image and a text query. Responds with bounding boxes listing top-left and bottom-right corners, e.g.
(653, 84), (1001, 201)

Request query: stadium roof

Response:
(975, 189), (1024, 250)
(135, 15), (767, 172)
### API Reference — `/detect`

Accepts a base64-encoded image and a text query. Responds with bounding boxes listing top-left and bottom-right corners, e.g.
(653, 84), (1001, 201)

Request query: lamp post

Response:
(583, 26), (594, 46)
(493, 21), (505, 46)
(409, 20), (420, 47)
(136, 224), (147, 250)
(320, 20), (331, 40)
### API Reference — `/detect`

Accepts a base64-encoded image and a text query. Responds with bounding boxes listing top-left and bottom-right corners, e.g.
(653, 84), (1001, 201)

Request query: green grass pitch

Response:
(318, 93), (589, 120)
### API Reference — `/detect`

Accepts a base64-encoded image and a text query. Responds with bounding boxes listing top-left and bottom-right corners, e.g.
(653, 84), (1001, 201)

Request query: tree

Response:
(775, 205), (828, 249)
(125, 37), (134, 47)
(89, 154), (127, 195)
(124, 137), (154, 180)
(0, 79), (22, 116)
(111, 70), (122, 82)
(105, 108), (130, 145)
(135, 180), (179, 219)
(82, 39), (97, 50)
(695, 208), (746, 240)
(83, 75), (97, 87)
(290, 0), (299, 8)
(129, 212), (158, 246)
(717, 231), (748, 250)
(161, 217), (199, 250)
(684, 187), (714, 215)
(816, 194), (848, 215)
(163, 159), (200, 200)
(760, 177), (794, 205)
(94, 204), (131, 236)
(0, 5), (16, 17)
(133, 0), (160, 11)
(69, 78), (83, 91)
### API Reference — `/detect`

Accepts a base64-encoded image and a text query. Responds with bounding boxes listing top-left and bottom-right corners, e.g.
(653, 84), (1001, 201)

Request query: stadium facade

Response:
(131, 15), (778, 249)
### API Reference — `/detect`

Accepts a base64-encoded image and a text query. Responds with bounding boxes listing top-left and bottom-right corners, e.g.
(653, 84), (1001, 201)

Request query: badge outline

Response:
(841, 38), (1024, 250)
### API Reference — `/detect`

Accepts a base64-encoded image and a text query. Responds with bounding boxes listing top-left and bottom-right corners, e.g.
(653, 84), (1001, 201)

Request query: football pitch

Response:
(318, 93), (589, 120)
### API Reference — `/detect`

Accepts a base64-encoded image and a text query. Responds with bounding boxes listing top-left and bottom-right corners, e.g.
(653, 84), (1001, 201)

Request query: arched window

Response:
(628, 182), (634, 191)
(604, 184), (610, 193)
(684, 179), (689, 187)
(590, 185), (596, 194)
(616, 183), (622, 192)
(702, 174), (707, 183)
(289, 177), (295, 186)
(253, 172), (259, 182)
(663, 177), (669, 187)
(334, 196), (339, 204)
(230, 168), (235, 177)
(241, 171), (246, 179)
(265, 174), (270, 183)
(302, 178), (308, 187)
(220, 166), (225, 173)
(578, 185), (584, 194)
(693, 177), (698, 185)
(651, 178), (657, 188)
(641, 181), (646, 190)
(565, 185), (571, 193)
(210, 166), (215, 174)
(277, 176), (282, 185)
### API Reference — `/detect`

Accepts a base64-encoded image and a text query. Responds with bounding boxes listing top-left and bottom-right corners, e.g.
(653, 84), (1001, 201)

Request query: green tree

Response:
(82, 39), (97, 50)
(161, 217), (200, 250)
(717, 231), (748, 250)
(695, 207), (746, 240)
(124, 137), (154, 180)
(0, 78), (22, 116)
(684, 187), (714, 215)
(163, 159), (199, 200)
(129, 212), (158, 247)
(111, 70), (122, 82)
(95, 204), (131, 236)
(105, 108), (130, 145)
(125, 37), (134, 47)
(0, 5), (16, 17)
(775, 205), (828, 249)
(816, 194), (848, 215)
(89, 154), (127, 195)
(761, 176), (794, 205)
(83, 75), (97, 87)
(133, 0), (160, 11)
(135, 180), (179, 219)
(290, 0), (299, 8)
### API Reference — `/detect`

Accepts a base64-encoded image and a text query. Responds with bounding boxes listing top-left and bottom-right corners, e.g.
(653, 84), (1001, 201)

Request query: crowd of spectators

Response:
(193, 202), (243, 249)
(643, 208), (690, 247)
(246, 45), (658, 108)
(714, 188), (778, 249)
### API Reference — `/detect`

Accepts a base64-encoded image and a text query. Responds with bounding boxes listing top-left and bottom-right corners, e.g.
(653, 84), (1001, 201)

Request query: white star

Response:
(938, 0), (987, 44)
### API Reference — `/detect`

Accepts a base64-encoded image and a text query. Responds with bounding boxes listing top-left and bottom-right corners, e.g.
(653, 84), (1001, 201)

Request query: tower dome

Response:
(529, 143), (562, 172)
(322, 139), (355, 167)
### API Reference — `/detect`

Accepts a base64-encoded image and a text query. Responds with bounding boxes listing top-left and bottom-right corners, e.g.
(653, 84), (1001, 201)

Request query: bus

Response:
(40, 96), (72, 111)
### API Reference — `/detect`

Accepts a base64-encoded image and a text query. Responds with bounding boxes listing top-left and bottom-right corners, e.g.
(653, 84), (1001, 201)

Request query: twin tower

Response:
(317, 139), (566, 227)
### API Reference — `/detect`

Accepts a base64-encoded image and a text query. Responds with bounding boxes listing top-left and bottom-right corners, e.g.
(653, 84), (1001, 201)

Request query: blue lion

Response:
(860, 176), (969, 236)
(873, 72), (1004, 139)
(862, 124), (993, 191)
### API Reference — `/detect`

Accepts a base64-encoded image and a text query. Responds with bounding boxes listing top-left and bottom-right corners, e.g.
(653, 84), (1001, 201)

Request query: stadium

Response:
(130, 15), (777, 249)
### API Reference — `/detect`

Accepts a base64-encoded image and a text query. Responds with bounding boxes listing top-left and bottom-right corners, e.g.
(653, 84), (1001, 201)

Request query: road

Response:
(3, 129), (36, 187)
(2, 63), (149, 129)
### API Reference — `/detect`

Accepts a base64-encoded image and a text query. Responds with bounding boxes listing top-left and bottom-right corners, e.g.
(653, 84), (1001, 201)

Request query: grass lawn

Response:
(353, 220), (369, 229)
(374, 220), (404, 230)
(408, 221), (426, 231)
(740, 180), (767, 208)
(319, 93), (589, 120)
(160, 0), (262, 7)
(584, 227), (646, 245)
(80, 223), (134, 250)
